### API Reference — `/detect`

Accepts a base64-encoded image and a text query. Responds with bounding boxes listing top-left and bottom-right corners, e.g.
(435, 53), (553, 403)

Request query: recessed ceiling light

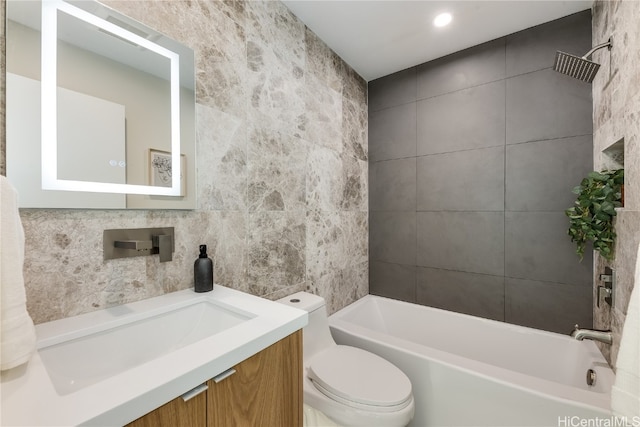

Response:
(433, 12), (452, 28)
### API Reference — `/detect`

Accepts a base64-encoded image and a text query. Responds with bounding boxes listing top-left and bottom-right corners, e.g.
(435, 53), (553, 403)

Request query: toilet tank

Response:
(277, 292), (336, 362)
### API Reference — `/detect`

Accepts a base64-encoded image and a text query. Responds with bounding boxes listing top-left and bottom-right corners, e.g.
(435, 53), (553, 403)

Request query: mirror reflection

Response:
(6, 0), (196, 209)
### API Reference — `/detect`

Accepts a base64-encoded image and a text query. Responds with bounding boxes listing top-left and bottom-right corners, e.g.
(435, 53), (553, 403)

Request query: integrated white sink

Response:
(38, 299), (254, 395)
(2, 286), (307, 427)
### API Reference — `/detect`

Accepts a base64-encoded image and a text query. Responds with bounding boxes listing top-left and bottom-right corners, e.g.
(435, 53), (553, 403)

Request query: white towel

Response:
(611, 243), (640, 418)
(0, 176), (36, 371)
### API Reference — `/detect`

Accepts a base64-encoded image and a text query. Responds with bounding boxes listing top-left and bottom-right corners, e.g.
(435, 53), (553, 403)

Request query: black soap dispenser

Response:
(194, 245), (213, 293)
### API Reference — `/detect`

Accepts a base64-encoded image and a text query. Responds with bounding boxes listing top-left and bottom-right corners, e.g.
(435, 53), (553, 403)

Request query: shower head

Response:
(553, 38), (612, 83)
(553, 52), (601, 83)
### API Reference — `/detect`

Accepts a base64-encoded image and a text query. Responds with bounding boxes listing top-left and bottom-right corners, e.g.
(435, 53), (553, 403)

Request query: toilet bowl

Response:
(278, 292), (415, 427)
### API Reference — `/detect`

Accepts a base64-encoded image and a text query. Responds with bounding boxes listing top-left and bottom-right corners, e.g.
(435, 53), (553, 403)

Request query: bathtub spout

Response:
(571, 325), (612, 345)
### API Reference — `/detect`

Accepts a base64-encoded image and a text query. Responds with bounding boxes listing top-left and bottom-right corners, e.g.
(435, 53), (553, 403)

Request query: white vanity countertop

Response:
(0, 286), (307, 426)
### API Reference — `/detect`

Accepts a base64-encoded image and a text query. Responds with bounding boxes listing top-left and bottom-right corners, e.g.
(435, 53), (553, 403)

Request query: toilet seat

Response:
(308, 345), (412, 413)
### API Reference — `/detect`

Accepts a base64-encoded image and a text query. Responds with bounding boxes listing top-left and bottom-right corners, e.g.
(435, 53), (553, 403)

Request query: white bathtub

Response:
(328, 295), (614, 427)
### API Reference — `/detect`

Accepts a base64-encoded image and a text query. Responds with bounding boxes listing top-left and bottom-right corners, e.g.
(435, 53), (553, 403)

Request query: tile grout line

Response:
(414, 68), (419, 304)
(503, 39), (508, 323)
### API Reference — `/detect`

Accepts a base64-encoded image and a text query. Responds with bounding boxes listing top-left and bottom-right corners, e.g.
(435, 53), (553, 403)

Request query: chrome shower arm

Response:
(582, 38), (612, 59)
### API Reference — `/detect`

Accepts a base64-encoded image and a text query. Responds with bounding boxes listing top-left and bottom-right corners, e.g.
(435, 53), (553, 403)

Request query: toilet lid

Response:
(308, 345), (412, 409)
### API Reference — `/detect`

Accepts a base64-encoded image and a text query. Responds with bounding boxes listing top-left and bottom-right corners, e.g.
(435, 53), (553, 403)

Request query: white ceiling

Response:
(282, 1), (592, 81)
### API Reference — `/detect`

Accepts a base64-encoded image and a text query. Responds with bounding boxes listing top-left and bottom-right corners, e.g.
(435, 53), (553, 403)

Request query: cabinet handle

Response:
(212, 368), (236, 383)
(181, 383), (208, 402)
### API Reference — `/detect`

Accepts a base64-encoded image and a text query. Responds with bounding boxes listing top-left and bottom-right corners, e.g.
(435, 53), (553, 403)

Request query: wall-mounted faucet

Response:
(597, 267), (615, 308)
(104, 227), (174, 262)
(570, 324), (613, 345)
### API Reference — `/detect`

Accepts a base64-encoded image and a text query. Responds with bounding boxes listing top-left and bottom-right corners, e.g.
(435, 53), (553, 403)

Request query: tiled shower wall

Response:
(369, 11), (595, 334)
(592, 0), (640, 368)
(0, 0), (369, 323)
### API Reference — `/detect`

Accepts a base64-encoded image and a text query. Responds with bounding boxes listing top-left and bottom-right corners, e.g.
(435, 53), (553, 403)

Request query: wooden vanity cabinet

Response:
(207, 330), (302, 426)
(125, 390), (207, 427)
(125, 330), (302, 427)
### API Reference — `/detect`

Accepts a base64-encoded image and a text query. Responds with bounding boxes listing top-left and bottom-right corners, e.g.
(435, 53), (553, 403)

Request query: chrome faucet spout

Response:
(570, 324), (612, 345)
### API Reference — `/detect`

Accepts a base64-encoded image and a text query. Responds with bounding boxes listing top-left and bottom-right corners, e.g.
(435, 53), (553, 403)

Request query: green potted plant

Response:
(565, 169), (624, 261)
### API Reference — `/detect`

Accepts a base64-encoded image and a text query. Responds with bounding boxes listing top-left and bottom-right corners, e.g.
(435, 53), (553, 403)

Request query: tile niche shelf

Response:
(602, 138), (624, 170)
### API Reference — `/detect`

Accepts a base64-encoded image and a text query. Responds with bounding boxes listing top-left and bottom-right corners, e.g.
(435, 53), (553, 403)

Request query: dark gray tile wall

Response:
(416, 81), (506, 155)
(505, 212), (593, 285)
(417, 147), (504, 211)
(505, 11), (594, 77)
(417, 38), (506, 99)
(370, 261), (416, 302)
(369, 67), (417, 111)
(368, 10), (594, 334)
(505, 278), (593, 332)
(370, 211), (416, 265)
(369, 102), (416, 161)
(505, 135), (593, 211)
(417, 211), (505, 276)
(417, 268), (505, 321)
(370, 158), (416, 211)
(506, 69), (593, 144)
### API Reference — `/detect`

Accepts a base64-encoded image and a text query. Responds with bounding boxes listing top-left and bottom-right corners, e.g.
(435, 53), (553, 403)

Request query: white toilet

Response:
(278, 292), (415, 427)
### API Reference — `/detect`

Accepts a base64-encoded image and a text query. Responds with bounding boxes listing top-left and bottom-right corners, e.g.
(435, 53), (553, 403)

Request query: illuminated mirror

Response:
(6, 0), (196, 209)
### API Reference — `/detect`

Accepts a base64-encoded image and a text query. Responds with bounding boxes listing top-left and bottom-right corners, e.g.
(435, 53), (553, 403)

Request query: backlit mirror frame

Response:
(41, 0), (182, 196)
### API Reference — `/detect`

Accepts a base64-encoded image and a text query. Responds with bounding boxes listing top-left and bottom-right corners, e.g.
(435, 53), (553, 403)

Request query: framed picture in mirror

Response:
(149, 149), (186, 196)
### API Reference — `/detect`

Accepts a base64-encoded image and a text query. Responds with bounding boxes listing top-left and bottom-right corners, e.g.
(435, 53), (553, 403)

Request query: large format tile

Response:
(620, 92), (640, 211)
(369, 67), (417, 112)
(306, 211), (368, 284)
(306, 145), (342, 212)
(369, 102), (417, 162)
(606, 211), (640, 317)
(191, 8), (248, 118)
(506, 135), (593, 211)
(341, 63), (368, 108)
(339, 156), (368, 212)
(245, 0), (305, 70)
(417, 147), (504, 212)
(310, 261), (369, 315)
(370, 158), (416, 211)
(505, 212), (592, 286)
(22, 210), (152, 322)
(303, 74), (343, 153)
(506, 278), (593, 334)
(506, 68), (592, 145)
(246, 65), (305, 138)
(248, 127), (308, 212)
(370, 211), (416, 265)
(370, 261), (417, 303)
(307, 145), (368, 212)
(342, 97), (368, 161)
(247, 211), (306, 295)
(417, 268), (505, 321)
(196, 104), (247, 211)
(417, 81), (505, 155)
(506, 10), (592, 77)
(417, 38), (506, 99)
(417, 211), (504, 276)
(305, 28), (342, 93)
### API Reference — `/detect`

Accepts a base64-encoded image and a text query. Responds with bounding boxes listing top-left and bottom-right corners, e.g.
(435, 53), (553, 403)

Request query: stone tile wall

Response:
(0, 0), (4, 177)
(1, 0), (368, 323)
(591, 0), (640, 368)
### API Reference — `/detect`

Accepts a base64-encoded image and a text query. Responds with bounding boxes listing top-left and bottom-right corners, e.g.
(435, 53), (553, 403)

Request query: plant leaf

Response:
(565, 169), (623, 261)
